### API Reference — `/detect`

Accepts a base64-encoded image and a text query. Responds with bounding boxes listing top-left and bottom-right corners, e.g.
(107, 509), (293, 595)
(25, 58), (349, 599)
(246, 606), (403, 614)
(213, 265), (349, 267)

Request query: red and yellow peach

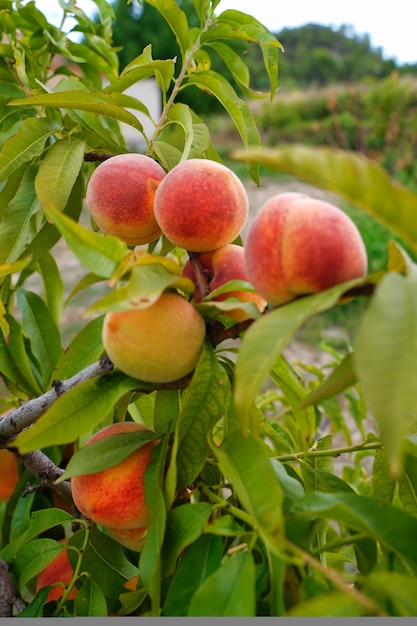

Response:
(244, 192), (368, 307)
(153, 159), (249, 252)
(85, 153), (166, 246)
(102, 292), (206, 383)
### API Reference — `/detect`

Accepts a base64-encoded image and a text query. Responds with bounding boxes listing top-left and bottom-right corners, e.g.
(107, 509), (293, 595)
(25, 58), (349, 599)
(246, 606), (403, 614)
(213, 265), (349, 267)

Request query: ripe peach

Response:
(183, 244), (266, 321)
(0, 449), (19, 502)
(102, 292), (206, 383)
(244, 192), (368, 307)
(36, 544), (77, 603)
(85, 153), (166, 245)
(71, 422), (157, 530)
(153, 159), (249, 252)
(106, 525), (147, 552)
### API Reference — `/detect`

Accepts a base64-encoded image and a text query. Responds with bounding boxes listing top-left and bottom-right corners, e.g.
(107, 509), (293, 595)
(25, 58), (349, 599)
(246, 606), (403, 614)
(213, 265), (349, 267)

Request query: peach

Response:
(71, 422), (157, 530)
(183, 244), (266, 321)
(85, 153), (166, 245)
(106, 525), (147, 552)
(244, 192), (368, 307)
(102, 292), (206, 383)
(36, 544), (77, 603)
(0, 449), (19, 502)
(153, 159), (249, 252)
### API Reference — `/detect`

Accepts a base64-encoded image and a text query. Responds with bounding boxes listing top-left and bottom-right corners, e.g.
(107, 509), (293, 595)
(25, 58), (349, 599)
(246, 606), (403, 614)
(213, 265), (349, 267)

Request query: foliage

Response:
(257, 74), (417, 188)
(1, 0), (417, 618)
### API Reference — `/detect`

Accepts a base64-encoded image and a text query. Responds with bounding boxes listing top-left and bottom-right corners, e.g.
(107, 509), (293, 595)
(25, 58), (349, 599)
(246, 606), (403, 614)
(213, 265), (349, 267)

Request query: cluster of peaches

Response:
(31, 154), (368, 597)
(85, 153), (368, 387)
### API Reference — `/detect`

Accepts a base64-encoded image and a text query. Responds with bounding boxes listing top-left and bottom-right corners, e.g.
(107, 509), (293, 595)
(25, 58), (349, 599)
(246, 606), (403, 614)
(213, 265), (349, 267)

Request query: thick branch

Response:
(0, 557), (25, 617)
(13, 449), (73, 501)
(0, 356), (114, 445)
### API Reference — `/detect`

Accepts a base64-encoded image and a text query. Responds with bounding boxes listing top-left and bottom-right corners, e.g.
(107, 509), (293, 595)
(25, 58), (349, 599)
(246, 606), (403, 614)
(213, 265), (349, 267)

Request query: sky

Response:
(34, 0), (416, 65)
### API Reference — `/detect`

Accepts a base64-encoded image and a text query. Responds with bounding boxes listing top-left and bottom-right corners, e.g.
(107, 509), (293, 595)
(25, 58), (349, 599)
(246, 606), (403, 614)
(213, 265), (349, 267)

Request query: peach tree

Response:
(1, 0), (417, 618)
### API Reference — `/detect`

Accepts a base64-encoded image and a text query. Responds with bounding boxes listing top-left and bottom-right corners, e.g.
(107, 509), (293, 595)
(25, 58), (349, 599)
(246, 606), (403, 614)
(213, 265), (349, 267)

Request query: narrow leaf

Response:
(12, 371), (143, 453)
(176, 341), (231, 491)
(17, 289), (62, 388)
(35, 139), (86, 211)
(43, 204), (127, 279)
(291, 491), (417, 573)
(354, 272), (417, 475)
(0, 117), (61, 184)
(188, 551), (256, 616)
(234, 279), (364, 434)
(210, 430), (284, 556)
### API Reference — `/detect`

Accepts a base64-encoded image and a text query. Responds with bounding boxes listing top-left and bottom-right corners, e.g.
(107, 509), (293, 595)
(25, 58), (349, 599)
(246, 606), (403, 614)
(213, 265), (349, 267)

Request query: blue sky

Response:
(34, 0), (416, 65)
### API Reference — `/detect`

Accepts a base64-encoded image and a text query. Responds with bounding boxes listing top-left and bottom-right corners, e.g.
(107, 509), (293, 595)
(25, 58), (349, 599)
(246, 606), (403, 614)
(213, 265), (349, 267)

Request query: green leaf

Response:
(287, 591), (366, 617)
(176, 341), (231, 491)
(12, 371), (143, 453)
(52, 316), (104, 381)
(111, 45), (175, 95)
(139, 436), (170, 613)
(398, 453), (417, 516)
(69, 526), (138, 601)
(161, 502), (214, 577)
(16, 538), (66, 595)
(58, 429), (160, 482)
(43, 204), (127, 279)
(234, 279), (364, 434)
(75, 577), (108, 617)
(231, 145), (417, 257)
(162, 533), (223, 616)
(10, 91), (145, 134)
(298, 352), (357, 409)
(0, 164), (41, 264)
(188, 550), (256, 616)
(0, 256), (32, 281)
(17, 289), (62, 388)
(372, 449), (396, 504)
(35, 139), (86, 212)
(85, 264), (193, 315)
(364, 571), (417, 616)
(211, 430), (284, 556)
(143, 0), (190, 60)
(0, 117), (61, 184)
(1, 508), (74, 563)
(0, 315), (43, 397)
(291, 491), (417, 573)
(270, 355), (317, 450)
(354, 273), (417, 475)
(185, 70), (261, 182)
(36, 252), (65, 326)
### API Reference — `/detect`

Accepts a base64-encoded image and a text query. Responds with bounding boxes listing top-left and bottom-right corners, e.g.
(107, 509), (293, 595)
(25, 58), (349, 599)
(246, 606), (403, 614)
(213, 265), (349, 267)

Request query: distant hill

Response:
(273, 23), (417, 87)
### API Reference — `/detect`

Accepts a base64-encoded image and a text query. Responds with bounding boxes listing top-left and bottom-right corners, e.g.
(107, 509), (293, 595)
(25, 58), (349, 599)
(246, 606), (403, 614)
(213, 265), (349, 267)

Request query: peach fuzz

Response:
(85, 153), (166, 246)
(153, 159), (249, 252)
(102, 292), (206, 383)
(71, 422), (157, 530)
(244, 192), (368, 307)
(183, 244), (266, 321)
(36, 545), (77, 603)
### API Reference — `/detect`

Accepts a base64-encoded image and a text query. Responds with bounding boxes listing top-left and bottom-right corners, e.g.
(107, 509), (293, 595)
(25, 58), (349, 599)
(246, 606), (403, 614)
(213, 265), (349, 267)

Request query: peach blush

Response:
(153, 159), (248, 252)
(244, 192), (368, 307)
(71, 422), (157, 529)
(86, 153), (166, 245)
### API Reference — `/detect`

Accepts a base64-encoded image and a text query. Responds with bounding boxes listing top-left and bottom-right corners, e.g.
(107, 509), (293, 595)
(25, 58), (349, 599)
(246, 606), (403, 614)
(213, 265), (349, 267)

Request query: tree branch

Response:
(0, 557), (26, 617)
(0, 356), (114, 445)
